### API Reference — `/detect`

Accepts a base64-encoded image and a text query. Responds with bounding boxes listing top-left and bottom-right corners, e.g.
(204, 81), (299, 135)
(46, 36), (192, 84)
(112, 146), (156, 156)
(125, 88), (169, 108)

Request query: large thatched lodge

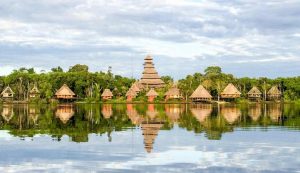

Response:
(0, 55), (284, 103)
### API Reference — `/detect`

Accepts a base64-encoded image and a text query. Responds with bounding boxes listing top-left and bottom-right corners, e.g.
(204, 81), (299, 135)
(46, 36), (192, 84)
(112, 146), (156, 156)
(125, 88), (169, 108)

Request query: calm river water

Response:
(0, 103), (299, 173)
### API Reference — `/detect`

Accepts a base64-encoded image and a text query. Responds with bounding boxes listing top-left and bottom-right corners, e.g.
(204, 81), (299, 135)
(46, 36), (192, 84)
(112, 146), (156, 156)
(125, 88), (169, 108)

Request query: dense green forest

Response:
(0, 65), (300, 102)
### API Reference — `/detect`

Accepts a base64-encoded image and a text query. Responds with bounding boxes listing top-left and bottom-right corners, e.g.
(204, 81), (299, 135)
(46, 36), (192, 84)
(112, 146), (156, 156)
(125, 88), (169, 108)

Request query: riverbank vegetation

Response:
(0, 65), (299, 103)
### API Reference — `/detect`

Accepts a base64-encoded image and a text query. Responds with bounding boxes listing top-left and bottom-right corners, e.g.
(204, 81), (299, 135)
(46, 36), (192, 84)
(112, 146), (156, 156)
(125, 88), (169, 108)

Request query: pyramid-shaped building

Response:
(140, 55), (165, 88)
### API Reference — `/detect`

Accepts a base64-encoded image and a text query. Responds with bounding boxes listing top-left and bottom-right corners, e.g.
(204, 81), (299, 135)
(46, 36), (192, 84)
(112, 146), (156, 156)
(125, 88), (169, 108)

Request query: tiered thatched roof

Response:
(141, 122), (163, 153)
(146, 88), (158, 97)
(126, 88), (137, 97)
(55, 84), (76, 98)
(221, 83), (241, 98)
(101, 89), (113, 97)
(268, 86), (281, 96)
(190, 85), (212, 99)
(247, 86), (262, 98)
(1, 86), (14, 98)
(140, 55), (165, 88)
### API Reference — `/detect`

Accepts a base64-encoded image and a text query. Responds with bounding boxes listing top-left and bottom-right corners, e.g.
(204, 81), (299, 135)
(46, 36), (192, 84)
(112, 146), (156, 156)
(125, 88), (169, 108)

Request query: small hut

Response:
(55, 84), (76, 99)
(190, 85), (212, 102)
(126, 89), (137, 102)
(221, 83), (241, 99)
(130, 82), (141, 93)
(247, 86), (262, 101)
(190, 104), (212, 123)
(146, 88), (158, 102)
(221, 106), (241, 124)
(1, 86), (14, 101)
(29, 85), (40, 99)
(101, 89), (113, 100)
(1, 105), (14, 122)
(267, 86), (282, 101)
(102, 104), (113, 119)
(164, 85), (182, 101)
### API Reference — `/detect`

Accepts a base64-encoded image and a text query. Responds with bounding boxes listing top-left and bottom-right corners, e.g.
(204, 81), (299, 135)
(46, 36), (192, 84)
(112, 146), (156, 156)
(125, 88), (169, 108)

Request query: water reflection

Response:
(0, 103), (299, 147)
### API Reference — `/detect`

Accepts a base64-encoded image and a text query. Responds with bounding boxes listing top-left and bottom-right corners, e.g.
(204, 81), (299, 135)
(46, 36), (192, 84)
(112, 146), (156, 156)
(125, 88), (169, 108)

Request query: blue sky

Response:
(0, 0), (299, 79)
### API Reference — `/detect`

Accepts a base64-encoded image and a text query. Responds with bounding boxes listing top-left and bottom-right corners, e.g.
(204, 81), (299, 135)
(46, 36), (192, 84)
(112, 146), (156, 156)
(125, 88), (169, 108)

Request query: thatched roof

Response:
(165, 105), (182, 122)
(146, 88), (158, 97)
(247, 86), (262, 95)
(249, 104), (261, 121)
(268, 86), (281, 95)
(2, 106), (14, 122)
(221, 83), (241, 95)
(30, 85), (40, 94)
(165, 85), (181, 96)
(126, 88), (137, 97)
(127, 105), (143, 125)
(101, 89), (113, 97)
(1, 86), (14, 96)
(130, 82), (141, 93)
(140, 55), (165, 87)
(55, 84), (75, 96)
(190, 85), (212, 98)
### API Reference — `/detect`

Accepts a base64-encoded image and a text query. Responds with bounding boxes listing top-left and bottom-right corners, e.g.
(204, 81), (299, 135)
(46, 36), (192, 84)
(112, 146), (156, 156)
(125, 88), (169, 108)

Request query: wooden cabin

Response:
(221, 83), (241, 99)
(101, 89), (113, 100)
(221, 106), (241, 124)
(267, 86), (282, 101)
(1, 105), (14, 122)
(126, 88), (137, 102)
(190, 104), (212, 123)
(29, 85), (40, 99)
(164, 85), (182, 101)
(55, 84), (76, 99)
(190, 85), (212, 102)
(1, 86), (14, 101)
(247, 86), (262, 101)
(146, 88), (158, 102)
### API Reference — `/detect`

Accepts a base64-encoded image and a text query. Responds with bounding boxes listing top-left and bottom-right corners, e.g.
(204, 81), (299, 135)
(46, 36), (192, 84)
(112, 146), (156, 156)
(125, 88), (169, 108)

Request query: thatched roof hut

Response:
(190, 104), (212, 123)
(141, 122), (163, 153)
(55, 84), (76, 99)
(126, 88), (137, 97)
(140, 55), (165, 88)
(130, 82), (141, 93)
(268, 104), (282, 122)
(146, 104), (158, 119)
(267, 86), (281, 100)
(190, 85), (212, 102)
(247, 86), (262, 99)
(55, 104), (74, 124)
(29, 85), (40, 98)
(101, 89), (113, 100)
(146, 88), (158, 102)
(164, 85), (182, 100)
(1, 86), (14, 98)
(29, 106), (40, 124)
(221, 83), (241, 99)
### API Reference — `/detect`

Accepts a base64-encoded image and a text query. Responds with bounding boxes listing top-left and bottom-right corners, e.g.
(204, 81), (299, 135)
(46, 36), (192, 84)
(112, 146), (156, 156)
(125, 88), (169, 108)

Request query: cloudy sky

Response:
(0, 0), (299, 79)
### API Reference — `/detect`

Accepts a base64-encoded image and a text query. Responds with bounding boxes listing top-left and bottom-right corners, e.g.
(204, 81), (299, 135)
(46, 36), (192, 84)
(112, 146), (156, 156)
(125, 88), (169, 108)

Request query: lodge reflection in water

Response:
(0, 103), (298, 153)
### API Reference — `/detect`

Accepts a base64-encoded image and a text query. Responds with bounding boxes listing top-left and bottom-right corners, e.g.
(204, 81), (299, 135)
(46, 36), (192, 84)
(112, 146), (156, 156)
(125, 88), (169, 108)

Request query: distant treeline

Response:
(0, 65), (300, 102)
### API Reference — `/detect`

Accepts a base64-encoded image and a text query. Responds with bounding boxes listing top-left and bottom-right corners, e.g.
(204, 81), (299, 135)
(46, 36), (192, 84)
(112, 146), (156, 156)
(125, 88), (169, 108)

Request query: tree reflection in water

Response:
(0, 103), (300, 153)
